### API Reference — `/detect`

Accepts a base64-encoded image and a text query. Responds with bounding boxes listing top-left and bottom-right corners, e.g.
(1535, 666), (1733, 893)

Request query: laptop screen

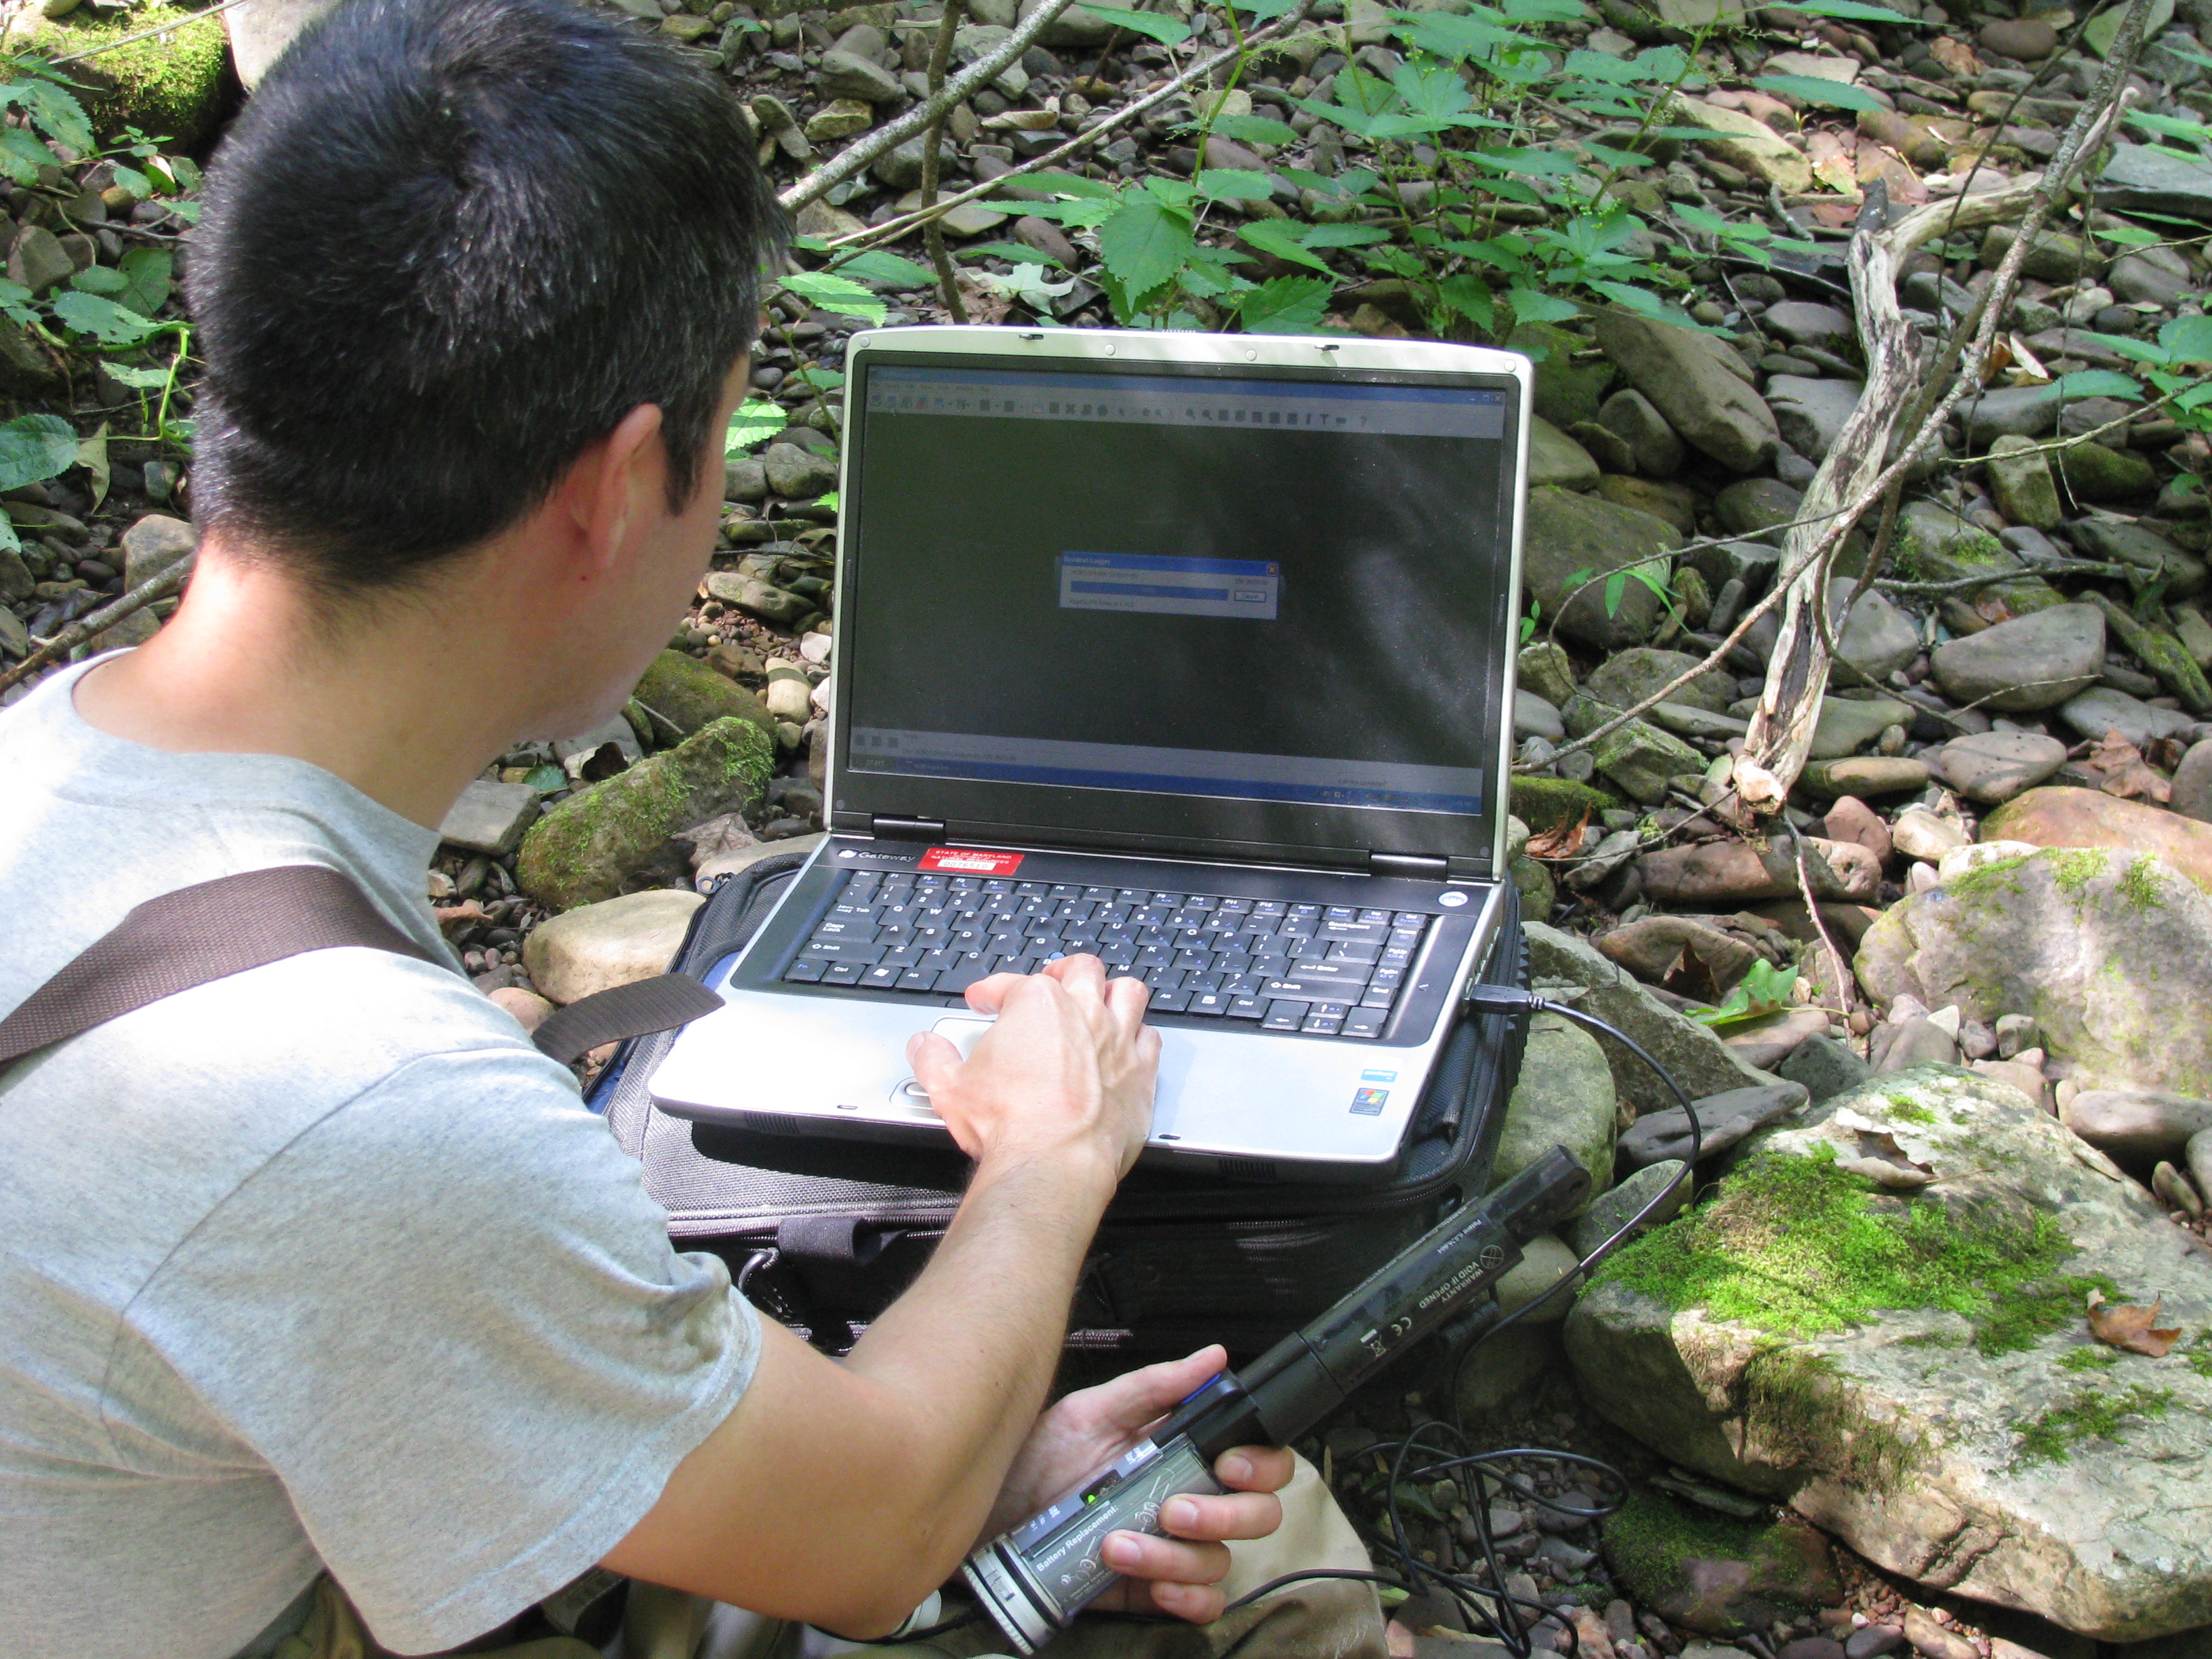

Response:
(836, 349), (1521, 862)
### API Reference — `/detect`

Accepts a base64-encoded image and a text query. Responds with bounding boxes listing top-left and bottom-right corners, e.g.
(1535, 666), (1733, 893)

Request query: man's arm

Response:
(602, 956), (1159, 1635)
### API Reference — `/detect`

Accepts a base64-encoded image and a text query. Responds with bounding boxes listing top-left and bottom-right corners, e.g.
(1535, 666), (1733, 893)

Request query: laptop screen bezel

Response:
(823, 329), (1527, 878)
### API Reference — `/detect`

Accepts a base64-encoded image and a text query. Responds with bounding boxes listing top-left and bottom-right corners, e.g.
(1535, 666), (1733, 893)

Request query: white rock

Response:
(438, 779), (539, 856)
(1937, 840), (2041, 882)
(1891, 806), (1969, 863)
(520, 888), (704, 1005)
(765, 677), (813, 722)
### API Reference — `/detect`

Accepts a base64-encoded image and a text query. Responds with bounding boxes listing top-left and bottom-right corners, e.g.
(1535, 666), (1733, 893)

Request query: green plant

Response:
(1689, 958), (1798, 1027)
(2015, 1385), (2173, 1467)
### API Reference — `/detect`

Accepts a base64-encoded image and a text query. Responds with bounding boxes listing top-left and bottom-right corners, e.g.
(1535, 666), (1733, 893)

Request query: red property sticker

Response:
(918, 846), (1026, 876)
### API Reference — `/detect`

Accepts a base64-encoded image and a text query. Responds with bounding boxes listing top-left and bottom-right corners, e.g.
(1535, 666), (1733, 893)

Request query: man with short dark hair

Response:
(0, 1), (1383, 1656)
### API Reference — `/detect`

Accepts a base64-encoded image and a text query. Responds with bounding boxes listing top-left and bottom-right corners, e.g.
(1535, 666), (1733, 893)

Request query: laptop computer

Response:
(648, 325), (1530, 1183)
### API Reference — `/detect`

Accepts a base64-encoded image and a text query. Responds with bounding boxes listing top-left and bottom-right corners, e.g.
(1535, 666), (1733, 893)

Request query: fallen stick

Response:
(0, 556), (191, 695)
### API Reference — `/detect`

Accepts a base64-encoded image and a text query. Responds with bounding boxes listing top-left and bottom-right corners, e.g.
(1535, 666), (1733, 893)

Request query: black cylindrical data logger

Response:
(960, 1147), (1591, 1654)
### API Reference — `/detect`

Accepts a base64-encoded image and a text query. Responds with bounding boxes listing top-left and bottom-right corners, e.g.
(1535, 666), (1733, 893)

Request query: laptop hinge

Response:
(1369, 852), (1450, 878)
(869, 815), (947, 840)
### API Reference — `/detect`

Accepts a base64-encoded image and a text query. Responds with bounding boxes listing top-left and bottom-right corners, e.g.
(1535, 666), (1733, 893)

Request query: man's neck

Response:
(72, 544), (537, 833)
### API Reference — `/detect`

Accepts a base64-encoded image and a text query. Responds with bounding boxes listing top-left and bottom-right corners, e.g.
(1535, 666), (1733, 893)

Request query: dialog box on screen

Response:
(1057, 552), (1281, 621)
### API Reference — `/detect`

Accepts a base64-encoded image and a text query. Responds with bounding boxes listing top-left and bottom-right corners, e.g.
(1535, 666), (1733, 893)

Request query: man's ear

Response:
(557, 402), (668, 577)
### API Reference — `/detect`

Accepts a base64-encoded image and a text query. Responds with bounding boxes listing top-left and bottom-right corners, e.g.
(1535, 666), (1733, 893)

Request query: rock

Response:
(1488, 1010), (1618, 1213)
(711, 575), (812, 628)
(487, 986), (554, 1035)
(7, 225), (73, 296)
(1617, 1080), (1812, 1169)
(1858, 842), (2212, 1096)
(2087, 0), (2176, 56)
(1652, 702), (1748, 741)
(119, 514), (196, 587)
(1564, 693), (1704, 804)
(1905, 1611), (1980, 1659)
(1765, 375), (1861, 460)
(1802, 756), (1929, 798)
(1724, 1006), (1833, 1072)
(724, 457), (768, 503)
(1452, 1323), (1559, 1418)
(764, 675), (814, 724)
(2175, 739), (2212, 822)
(438, 779), (539, 857)
(762, 442), (840, 498)
(2194, 1128), (2212, 1218)
(1891, 806), (1969, 863)
(1784, 1639), (1847, 1659)
(1927, 731), (2070, 803)
(1979, 224), (2095, 284)
(1668, 96), (1814, 193)
(1599, 1488), (1842, 1639)
(2062, 1088), (2212, 1163)
(1811, 695), (1917, 760)
(1494, 1233), (1583, 1324)
(555, 716), (642, 770)
(1018, 0), (1116, 45)
(1599, 388), (1685, 476)
(818, 47), (903, 102)
(2093, 141), (2212, 218)
(520, 888), (704, 1005)
(1597, 474), (1698, 533)
(2070, 517), (2198, 592)
(1824, 796), (1893, 862)
(1714, 476), (1805, 544)
(1570, 418), (1638, 474)
(1518, 640), (1578, 706)
(1515, 689), (1565, 741)
(1594, 307), (1779, 474)
(1895, 500), (2025, 587)
(1963, 383), (2063, 447)
(1761, 301), (1854, 353)
(1567, 1066), (2212, 1640)
(805, 98), (875, 142)
(1528, 920), (1780, 1113)
(1874, 1015), (1960, 1072)
(1780, 1032), (1874, 1103)
(1986, 786), (2212, 893)
(1929, 603), (2104, 712)
(2055, 439), (2156, 501)
(518, 716), (775, 911)
(1512, 320), (1616, 428)
(2059, 685), (2198, 748)
(2108, 251), (2192, 308)
(1572, 1160), (1689, 1256)
(1530, 415), (1603, 490)
(631, 649), (777, 745)
(1847, 1628), (1907, 1659)
(1639, 835), (1881, 906)
(1586, 647), (1734, 716)
(1980, 16), (2059, 56)
(1521, 486), (1681, 651)
(1599, 916), (1761, 998)
(225, 0), (340, 87)
(1833, 586), (1920, 683)
(1985, 434), (2063, 530)
(697, 828), (827, 888)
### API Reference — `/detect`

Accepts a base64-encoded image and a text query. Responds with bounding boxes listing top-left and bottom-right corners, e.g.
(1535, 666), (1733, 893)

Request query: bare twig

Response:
(779, 0), (1078, 214)
(918, 0), (969, 323)
(0, 556), (189, 695)
(44, 0), (251, 64)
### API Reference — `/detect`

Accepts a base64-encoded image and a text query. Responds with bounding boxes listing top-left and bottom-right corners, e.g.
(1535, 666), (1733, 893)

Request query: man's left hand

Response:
(982, 1346), (1292, 1622)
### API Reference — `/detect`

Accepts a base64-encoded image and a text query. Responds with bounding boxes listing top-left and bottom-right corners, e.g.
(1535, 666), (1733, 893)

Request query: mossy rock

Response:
(1564, 1067), (2212, 1641)
(1486, 1010), (1614, 1216)
(630, 649), (776, 745)
(1508, 320), (1614, 429)
(517, 715), (773, 911)
(15, 7), (229, 144)
(1509, 773), (1615, 836)
(1601, 1490), (1841, 1637)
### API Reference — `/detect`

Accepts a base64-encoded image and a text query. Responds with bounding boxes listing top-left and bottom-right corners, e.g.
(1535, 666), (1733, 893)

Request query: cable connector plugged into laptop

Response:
(1459, 982), (1539, 1019)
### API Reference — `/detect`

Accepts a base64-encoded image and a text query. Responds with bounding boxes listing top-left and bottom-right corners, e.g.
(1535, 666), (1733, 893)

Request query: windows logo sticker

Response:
(1351, 1087), (1389, 1116)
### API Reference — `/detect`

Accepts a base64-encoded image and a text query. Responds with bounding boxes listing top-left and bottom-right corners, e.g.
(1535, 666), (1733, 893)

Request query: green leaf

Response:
(102, 361), (172, 390)
(961, 239), (1065, 268)
(790, 367), (846, 392)
(1505, 286), (1582, 323)
(0, 276), (35, 328)
(0, 506), (16, 557)
(49, 291), (156, 346)
(1470, 146), (1580, 177)
(1603, 569), (1629, 617)
(115, 247), (173, 317)
(3, 75), (94, 155)
(1002, 198), (1118, 230)
(1099, 193), (1197, 296)
(832, 249), (934, 289)
(1301, 224), (1391, 249)
(1197, 168), (1276, 201)
(1025, 169), (1119, 199)
(2160, 313), (2212, 364)
(68, 266), (128, 297)
(0, 412), (78, 491)
(2051, 370), (2145, 401)
(779, 270), (886, 325)
(2087, 331), (2173, 365)
(109, 163), (150, 198)
(2091, 222), (2165, 247)
(523, 763), (568, 794)
(1236, 274), (1334, 334)
(1076, 2), (1193, 44)
(1239, 217), (1332, 272)
(1214, 112), (1301, 147)
(1689, 960), (1801, 1027)
(1788, 0), (1922, 22)
(817, 490), (840, 512)
(725, 398), (788, 454)
(1439, 272), (1496, 333)
(0, 128), (50, 188)
(1586, 280), (1669, 318)
(1752, 74), (1883, 112)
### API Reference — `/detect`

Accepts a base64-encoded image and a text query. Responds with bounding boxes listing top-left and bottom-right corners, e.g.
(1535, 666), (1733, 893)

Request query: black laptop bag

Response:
(589, 848), (1532, 1362)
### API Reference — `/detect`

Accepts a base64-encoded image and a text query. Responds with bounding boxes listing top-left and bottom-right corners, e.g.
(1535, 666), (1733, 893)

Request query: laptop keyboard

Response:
(780, 871), (1431, 1040)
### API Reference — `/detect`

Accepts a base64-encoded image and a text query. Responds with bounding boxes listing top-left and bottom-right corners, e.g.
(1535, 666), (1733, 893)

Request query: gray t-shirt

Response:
(0, 661), (761, 1659)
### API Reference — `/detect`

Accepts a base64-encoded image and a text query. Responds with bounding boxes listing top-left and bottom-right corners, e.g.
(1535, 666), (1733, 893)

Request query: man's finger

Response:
(1213, 1444), (1295, 1494)
(1040, 951), (1107, 1002)
(1100, 1531), (1231, 1587)
(906, 1031), (966, 1099)
(1077, 1347), (1228, 1437)
(1157, 1490), (1284, 1543)
(962, 972), (1029, 1015)
(1103, 972), (1151, 1034)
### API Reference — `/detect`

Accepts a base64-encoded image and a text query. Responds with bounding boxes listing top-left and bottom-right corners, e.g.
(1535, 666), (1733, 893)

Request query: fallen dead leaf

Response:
(1526, 806), (1591, 861)
(434, 901), (491, 930)
(2089, 729), (2172, 803)
(1833, 1109), (1936, 1187)
(1806, 129), (1859, 195)
(2086, 1289), (2182, 1357)
(675, 812), (760, 869)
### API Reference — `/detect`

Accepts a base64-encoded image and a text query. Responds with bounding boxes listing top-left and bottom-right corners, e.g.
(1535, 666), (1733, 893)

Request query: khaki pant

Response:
(291, 1456), (1383, 1659)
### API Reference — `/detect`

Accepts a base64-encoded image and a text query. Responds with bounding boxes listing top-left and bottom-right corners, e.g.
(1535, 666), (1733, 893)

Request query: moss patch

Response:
(1884, 1096), (1938, 1126)
(2015, 1385), (2173, 1466)
(1745, 1348), (1921, 1492)
(2047, 848), (2109, 905)
(1595, 1145), (2105, 1356)
(1602, 1490), (1836, 1635)
(2057, 1345), (2121, 1374)
(1943, 854), (2032, 903)
(1509, 773), (1618, 835)
(24, 7), (228, 143)
(2117, 855), (2166, 913)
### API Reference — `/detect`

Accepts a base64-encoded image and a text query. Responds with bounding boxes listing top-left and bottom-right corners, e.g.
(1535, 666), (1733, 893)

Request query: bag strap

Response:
(0, 863), (722, 1076)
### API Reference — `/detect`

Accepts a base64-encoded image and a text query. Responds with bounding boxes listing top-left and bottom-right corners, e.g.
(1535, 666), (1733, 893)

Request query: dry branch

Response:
(0, 556), (190, 695)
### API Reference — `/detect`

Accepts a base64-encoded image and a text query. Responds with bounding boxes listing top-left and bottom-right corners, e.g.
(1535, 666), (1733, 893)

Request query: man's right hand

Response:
(906, 955), (1160, 1179)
